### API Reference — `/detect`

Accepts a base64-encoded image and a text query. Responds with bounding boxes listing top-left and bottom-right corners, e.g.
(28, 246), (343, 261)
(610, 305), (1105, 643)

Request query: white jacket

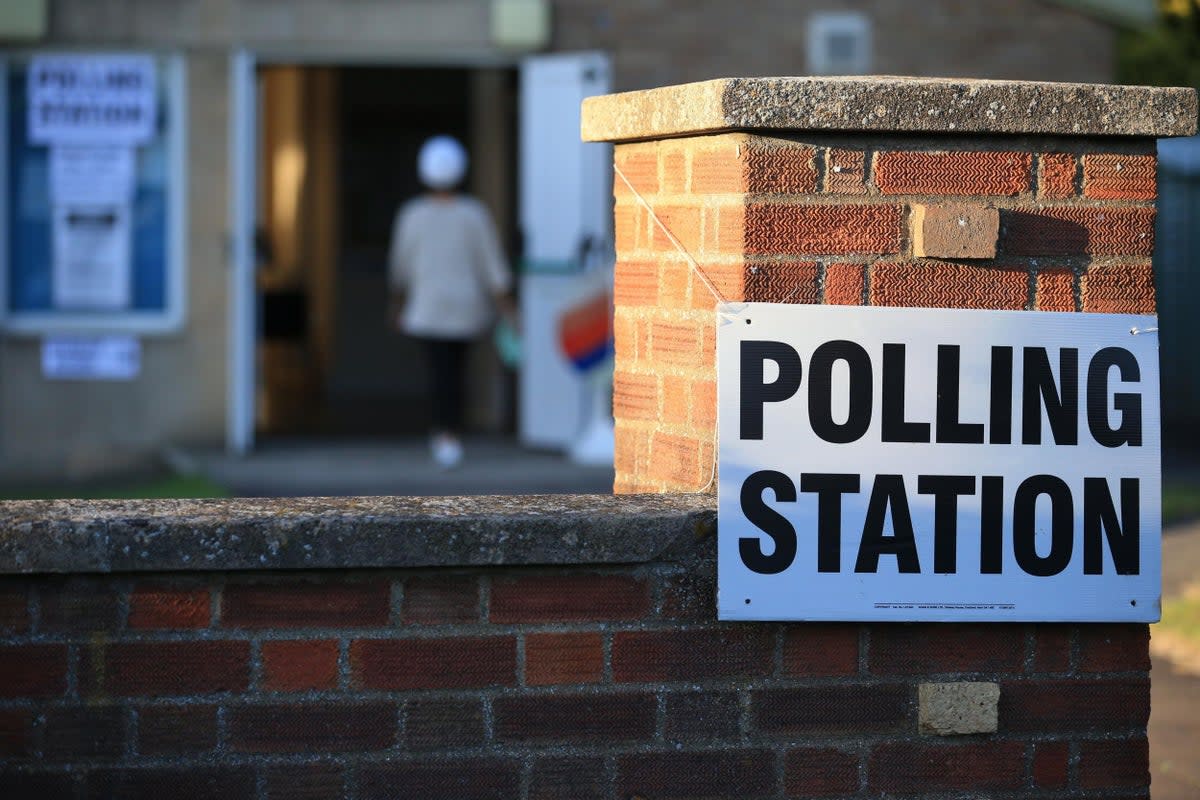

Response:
(387, 195), (512, 339)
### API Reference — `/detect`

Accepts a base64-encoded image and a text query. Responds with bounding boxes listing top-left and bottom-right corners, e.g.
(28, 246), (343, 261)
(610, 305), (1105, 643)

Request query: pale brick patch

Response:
(918, 682), (1000, 735)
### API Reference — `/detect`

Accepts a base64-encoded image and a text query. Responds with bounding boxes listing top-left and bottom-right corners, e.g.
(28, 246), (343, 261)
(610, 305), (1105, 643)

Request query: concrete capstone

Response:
(582, 76), (1198, 142)
(0, 494), (716, 575)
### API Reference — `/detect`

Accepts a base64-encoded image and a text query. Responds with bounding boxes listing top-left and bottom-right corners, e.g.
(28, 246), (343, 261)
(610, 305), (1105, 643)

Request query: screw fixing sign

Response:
(717, 303), (1161, 622)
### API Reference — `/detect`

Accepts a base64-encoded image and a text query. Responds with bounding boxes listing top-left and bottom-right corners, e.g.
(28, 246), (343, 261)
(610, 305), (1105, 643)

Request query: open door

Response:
(517, 52), (612, 449)
(227, 49), (257, 454)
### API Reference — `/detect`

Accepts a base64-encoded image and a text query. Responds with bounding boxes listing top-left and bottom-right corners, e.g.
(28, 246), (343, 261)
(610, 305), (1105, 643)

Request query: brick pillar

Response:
(584, 76), (1196, 494)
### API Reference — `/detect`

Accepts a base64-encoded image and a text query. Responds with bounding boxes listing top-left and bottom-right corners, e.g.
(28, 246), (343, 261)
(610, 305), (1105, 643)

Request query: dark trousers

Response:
(420, 338), (470, 433)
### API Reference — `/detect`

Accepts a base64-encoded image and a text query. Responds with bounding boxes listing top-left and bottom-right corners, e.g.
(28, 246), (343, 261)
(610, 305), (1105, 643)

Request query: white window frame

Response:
(806, 12), (872, 76)
(0, 52), (188, 335)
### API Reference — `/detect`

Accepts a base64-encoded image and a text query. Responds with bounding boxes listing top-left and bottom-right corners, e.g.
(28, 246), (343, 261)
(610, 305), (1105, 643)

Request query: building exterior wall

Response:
(0, 53), (230, 481)
(554, 0), (1116, 91)
(0, 1), (1118, 479)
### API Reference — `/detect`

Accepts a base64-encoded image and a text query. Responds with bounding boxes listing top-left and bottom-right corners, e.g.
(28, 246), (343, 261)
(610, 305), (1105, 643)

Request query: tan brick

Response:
(613, 260), (658, 307)
(662, 150), (688, 195)
(660, 259), (691, 309)
(1081, 263), (1156, 313)
(661, 374), (692, 426)
(711, 205), (745, 254)
(614, 205), (642, 253)
(691, 147), (746, 194)
(826, 148), (868, 194)
(1038, 153), (1077, 199)
(651, 205), (703, 254)
(693, 379), (717, 430)
(633, 318), (651, 363)
(701, 324), (716, 366)
(613, 311), (639, 365)
(911, 203), (1000, 260)
(649, 431), (705, 489)
(613, 371), (658, 422)
(613, 475), (637, 493)
(1036, 269), (1075, 311)
(614, 422), (650, 483)
(1083, 154), (1156, 201)
(691, 261), (745, 308)
(650, 319), (704, 367)
(698, 437), (716, 493)
(614, 146), (658, 197)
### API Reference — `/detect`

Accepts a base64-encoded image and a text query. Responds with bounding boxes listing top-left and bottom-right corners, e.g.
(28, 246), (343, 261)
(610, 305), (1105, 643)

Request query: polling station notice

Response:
(717, 303), (1161, 622)
(28, 55), (157, 145)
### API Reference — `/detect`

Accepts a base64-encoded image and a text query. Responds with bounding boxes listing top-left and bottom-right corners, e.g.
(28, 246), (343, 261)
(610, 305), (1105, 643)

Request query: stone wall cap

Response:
(0, 494), (716, 575)
(581, 76), (1198, 142)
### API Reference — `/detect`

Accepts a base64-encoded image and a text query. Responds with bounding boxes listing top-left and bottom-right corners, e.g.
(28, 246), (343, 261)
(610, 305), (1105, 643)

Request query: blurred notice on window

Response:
(27, 55), (156, 145)
(42, 336), (141, 381)
(50, 145), (134, 205)
(52, 204), (132, 310)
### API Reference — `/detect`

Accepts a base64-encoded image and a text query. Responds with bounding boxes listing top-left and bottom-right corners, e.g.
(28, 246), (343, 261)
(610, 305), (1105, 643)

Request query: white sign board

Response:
(42, 336), (141, 381)
(28, 55), (156, 145)
(52, 203), (132, 310)
(717, 303), (1161, 622)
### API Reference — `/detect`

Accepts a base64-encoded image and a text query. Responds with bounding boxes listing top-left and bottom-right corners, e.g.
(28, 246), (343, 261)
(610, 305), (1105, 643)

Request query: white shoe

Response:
(431, 435), (463, 470)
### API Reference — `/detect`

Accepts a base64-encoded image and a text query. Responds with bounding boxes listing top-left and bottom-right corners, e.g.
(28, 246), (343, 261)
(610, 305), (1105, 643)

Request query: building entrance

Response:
(254, 65), (518, 437)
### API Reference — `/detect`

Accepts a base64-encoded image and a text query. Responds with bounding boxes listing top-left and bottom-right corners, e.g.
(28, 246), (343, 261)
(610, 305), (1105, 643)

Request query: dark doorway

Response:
(255, 65), (518, 438)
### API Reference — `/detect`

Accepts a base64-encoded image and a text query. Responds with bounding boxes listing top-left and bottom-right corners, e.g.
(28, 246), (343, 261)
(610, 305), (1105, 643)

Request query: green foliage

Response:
(1163, 481), (1200, 525)
(1161, 591), (1200, 642)
(0, 474), (228, 501)
(1118, 4), (1200, 89)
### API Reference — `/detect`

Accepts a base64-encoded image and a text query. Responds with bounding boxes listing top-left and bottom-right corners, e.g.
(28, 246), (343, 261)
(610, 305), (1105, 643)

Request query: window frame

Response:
(0, 51), (188, 335)
(806, 12), (873, 76)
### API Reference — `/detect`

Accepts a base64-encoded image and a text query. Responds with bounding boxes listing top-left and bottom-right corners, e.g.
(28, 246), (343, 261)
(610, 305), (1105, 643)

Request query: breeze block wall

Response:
(589, 77), (1194, 495)
(0, 496), (1164, 799)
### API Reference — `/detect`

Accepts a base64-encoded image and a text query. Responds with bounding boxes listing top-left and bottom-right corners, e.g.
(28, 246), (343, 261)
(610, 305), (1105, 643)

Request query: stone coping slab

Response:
(0, 494), (716, 575)
(581, 76), (1198, 142)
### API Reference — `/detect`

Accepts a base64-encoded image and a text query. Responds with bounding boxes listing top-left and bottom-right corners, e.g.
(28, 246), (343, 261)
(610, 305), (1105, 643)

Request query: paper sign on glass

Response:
(52, 203), (132, 310)
(28, 54), (157, 145)
(717, 303), (1161, 622)
(50, 145), (135, 205)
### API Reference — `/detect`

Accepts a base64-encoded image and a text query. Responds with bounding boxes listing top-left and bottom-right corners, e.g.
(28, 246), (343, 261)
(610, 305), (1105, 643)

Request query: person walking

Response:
(387, 135), (515, 469)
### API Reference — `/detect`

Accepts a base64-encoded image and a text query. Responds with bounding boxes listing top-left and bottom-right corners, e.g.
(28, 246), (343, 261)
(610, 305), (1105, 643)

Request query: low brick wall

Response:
(0, 496), (1150, 799)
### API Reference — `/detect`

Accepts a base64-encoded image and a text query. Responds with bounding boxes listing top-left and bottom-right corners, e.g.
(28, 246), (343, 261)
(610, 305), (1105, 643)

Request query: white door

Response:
(518, 52), (613, 449)
(226, 49), (257, 454)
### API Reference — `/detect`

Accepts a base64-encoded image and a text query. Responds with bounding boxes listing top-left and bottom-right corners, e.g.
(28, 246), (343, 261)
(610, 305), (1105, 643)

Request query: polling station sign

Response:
(28, 55), (157, 145)
(717, 304), (1161, 622)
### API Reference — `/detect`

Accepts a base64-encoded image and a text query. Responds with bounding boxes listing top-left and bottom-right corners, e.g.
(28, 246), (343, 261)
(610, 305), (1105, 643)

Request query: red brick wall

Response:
(612, 134), (1157, 492)
(0, 569), (1150, 798)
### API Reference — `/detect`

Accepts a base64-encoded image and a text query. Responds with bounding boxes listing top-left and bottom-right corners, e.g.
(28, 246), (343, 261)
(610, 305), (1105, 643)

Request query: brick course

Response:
(875, 150), (1032, 196)
(0, 569), (1155, 798)
(608, 131), (1159, 494)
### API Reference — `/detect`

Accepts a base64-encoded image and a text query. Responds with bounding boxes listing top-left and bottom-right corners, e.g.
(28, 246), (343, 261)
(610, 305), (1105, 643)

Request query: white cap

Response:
(418, 135), (468, 190)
